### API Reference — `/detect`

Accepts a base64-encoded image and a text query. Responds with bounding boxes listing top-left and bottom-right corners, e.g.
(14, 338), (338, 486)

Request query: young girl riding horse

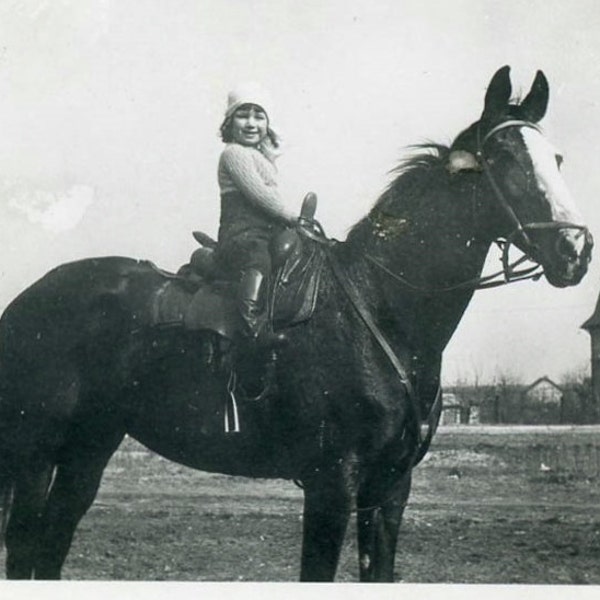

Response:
(216, 83), (296, 348)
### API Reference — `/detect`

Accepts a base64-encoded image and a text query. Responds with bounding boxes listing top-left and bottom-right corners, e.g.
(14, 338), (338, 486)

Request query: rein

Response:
(326, 247), (441, 462)
(296, 218), (442, 455)
(366, 251), (542, 294)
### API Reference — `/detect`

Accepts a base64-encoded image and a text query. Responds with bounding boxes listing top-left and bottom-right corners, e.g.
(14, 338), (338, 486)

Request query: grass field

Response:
(3, 425), (600, 583)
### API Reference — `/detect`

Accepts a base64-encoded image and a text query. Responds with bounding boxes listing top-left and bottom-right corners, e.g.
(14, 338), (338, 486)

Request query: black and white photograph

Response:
(0, 1), (599, 598)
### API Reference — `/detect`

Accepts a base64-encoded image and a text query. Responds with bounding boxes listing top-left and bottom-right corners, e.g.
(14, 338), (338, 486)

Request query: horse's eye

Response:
(555, 154), (564, 169)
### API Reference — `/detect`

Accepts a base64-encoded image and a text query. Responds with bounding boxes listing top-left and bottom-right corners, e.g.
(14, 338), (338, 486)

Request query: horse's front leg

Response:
(299, 467), (354, 582)
(356, 469), (412, 582)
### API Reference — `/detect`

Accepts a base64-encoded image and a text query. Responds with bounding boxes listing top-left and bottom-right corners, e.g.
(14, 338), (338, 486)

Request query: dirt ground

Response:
(3, 425), (600, 584)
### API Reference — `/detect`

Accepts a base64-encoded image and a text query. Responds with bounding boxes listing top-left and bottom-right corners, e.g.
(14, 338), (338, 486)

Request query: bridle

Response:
(479, 120), (589, 279)
(365, 119), (590, 293)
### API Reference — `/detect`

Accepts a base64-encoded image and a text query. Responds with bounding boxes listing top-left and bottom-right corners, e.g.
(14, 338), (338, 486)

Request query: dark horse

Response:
(0, 66), (593, 581)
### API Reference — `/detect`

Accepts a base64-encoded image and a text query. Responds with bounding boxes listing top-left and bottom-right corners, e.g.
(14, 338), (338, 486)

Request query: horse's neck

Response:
(340, 196), (491, 356)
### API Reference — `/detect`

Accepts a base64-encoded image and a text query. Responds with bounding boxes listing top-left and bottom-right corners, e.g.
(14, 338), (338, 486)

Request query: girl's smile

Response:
(231, 104), (269, 147)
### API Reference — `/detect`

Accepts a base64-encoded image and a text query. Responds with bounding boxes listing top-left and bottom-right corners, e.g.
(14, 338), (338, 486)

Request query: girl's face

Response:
(231, 104), (269, 147)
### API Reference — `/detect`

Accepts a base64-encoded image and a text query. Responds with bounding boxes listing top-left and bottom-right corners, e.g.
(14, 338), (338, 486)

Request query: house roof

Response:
(522, 375), (563, 395)
(582, 293), (600, 331)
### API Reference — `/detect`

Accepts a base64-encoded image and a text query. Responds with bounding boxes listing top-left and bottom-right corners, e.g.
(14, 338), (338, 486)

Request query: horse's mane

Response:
(381, 142), (451, 202)
(346, 143), (451, 243)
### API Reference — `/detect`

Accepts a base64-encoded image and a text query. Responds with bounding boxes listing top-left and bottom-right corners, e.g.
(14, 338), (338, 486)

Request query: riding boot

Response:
(238, 269), (287, 349)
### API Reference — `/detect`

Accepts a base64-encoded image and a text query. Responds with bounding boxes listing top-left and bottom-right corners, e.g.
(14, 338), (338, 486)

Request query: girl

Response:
(216, 83), (296, 347)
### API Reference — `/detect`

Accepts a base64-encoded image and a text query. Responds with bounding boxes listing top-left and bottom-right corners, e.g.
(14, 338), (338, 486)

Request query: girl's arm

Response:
(221, 145), (295, 224)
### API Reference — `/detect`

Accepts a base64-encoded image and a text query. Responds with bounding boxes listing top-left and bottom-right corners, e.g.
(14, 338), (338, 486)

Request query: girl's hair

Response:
(219, 105), (280, 147)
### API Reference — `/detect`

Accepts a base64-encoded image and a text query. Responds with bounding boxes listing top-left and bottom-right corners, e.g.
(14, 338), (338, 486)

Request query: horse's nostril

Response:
(556, 232), (578, 260)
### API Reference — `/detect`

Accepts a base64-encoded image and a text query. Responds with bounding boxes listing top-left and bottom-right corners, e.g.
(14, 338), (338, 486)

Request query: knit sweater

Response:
(218, 143), (294, 223)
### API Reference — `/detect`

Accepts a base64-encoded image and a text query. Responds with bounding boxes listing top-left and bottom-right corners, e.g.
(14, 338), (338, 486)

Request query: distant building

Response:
(440, 390), (480, 425)
(582, 297), (600, 421)
(520, 376), (563, 424)
(440, 392), (462, 426)
(444, 376), (589, 425)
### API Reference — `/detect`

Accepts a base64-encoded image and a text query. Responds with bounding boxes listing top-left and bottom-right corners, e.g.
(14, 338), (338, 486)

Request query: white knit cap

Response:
(224, 82), (275, 122)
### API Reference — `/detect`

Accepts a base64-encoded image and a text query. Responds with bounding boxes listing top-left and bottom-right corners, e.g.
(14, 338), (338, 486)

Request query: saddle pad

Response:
(183, 284), (240, 339)
(150, 279), (240, 340)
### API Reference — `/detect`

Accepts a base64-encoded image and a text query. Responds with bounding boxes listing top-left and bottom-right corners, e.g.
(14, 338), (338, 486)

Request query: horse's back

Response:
(0, 256), (163, 384)
(2, 255), (160, 320)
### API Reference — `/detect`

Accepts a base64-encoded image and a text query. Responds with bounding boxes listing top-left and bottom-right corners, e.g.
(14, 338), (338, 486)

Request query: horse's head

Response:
(450, 66), (593, 287)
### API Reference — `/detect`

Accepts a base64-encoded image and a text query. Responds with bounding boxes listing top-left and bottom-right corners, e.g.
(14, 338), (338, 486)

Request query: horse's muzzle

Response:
(543, 226), (593, 287)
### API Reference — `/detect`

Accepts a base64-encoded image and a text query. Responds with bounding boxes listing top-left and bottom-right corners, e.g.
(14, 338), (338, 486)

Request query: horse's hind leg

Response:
(33, 431), (125, 579)
(4, 458), (55, 579)
(356, 469), (412, 582)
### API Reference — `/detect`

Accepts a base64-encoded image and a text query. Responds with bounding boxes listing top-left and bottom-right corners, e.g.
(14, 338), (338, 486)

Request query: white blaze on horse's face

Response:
(520, 127), (584, 226)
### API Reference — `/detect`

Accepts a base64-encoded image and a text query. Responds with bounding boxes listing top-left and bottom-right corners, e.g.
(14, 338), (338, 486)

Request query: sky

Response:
(1, 0), (600, 386)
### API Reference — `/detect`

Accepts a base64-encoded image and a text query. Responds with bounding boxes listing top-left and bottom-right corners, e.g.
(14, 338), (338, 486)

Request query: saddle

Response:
(149, 194), (331, 340)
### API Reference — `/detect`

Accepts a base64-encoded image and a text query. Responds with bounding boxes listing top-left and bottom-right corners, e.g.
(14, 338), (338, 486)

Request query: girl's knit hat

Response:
(225, 82), (275, 123)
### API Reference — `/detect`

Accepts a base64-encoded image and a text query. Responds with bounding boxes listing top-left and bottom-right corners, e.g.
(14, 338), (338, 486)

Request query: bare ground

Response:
(3, 425), (600, 583)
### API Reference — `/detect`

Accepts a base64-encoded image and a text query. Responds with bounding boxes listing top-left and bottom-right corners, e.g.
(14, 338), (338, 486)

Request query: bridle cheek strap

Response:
(477, 120), (542, 250)
(479, 155), (533, 248)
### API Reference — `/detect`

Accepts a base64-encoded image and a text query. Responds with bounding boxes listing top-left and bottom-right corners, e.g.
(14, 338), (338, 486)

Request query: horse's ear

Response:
(518, 70), (549, 123)
(482, 65), (512, 119)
